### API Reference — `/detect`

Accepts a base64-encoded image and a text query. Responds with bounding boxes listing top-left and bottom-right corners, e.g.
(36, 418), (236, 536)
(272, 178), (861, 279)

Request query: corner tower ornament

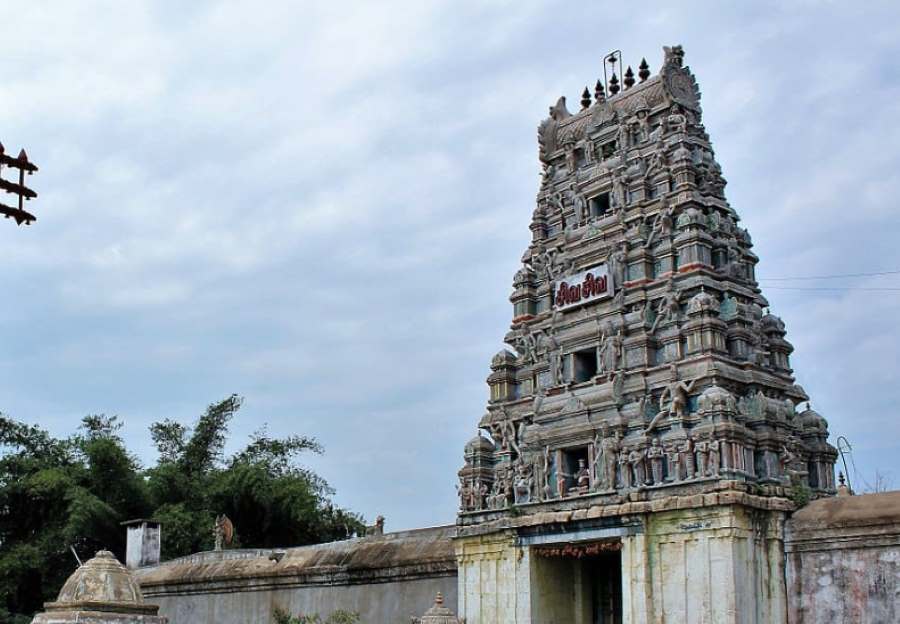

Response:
(455, 45), (838, 624)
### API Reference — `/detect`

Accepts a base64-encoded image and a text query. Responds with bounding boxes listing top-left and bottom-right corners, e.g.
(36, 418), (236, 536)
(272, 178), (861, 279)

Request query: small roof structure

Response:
(31, 550), (167, 623)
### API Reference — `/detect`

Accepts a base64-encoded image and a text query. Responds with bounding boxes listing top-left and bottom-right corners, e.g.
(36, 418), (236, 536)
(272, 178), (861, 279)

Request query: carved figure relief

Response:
(608, 241), (628, 290)
(644, 203), (675, 248)
(514, 460), (534, 503)
(618, 449), (631, 489)
(597, 320), (625, 378)
(667, 443), (683, 482)
(696, 439), (709, 477)
(650, 279), (681, 333)
(540, 447), (554, 501)
(681, 435), (696, 479)
(594, 428), (621, 491)
(575, 458), (591, 490)
(647, 438), (665, 484)
(708, 439), (721, 476)
(629, 447), (647, 486)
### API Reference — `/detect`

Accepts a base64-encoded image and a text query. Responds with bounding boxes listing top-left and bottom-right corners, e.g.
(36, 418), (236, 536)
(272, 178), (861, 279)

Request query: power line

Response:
(764, 286), (900, 292)
(759, 269), (900, 281)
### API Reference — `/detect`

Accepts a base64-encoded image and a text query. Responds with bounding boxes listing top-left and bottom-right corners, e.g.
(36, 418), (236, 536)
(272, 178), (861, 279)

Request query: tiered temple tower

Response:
(455, 45), (837, 624)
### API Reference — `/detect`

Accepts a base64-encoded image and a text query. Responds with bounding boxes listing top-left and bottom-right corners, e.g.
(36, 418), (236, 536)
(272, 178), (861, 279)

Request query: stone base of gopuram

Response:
(455, 490), (791, 624)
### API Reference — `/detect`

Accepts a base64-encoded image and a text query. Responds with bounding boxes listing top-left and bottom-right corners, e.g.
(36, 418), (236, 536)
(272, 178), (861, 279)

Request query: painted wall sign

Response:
(553, 265), (612, 310)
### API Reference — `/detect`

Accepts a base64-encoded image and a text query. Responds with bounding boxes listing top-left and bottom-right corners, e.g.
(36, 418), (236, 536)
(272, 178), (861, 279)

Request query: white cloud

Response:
(0, 1), (898, 528)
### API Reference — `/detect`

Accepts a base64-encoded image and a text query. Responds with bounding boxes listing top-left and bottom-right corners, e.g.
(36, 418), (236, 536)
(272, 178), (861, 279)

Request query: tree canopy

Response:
(0, 396), (364, 622)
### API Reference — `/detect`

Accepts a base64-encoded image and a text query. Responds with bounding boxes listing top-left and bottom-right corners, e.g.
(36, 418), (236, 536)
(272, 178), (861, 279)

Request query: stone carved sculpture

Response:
(608, 241), (628, 290)
(597, 321), (625, 378)
(708, 439), (721, 476)
(647, 438), (665, 484)
(618, 449), (631, 489)
(650, 279), (682, 333)
(592, 428), (621, 491)
(629, 447), (647, 487)
(541, 446), (554, 501)
(541, 328), (565, 386)
(644, 144), (667, 179)
(611, 170), (627, 208)
(634, 108), (651, 143)
(663, 44), (685, 68)
(575, 458), (591, 490)
(667, 443), (683, 482)
(513, 330), (538, 365)
(659, 364), (696, 418)
(696, 440), (709, 477)
(645, 202), (675, 248)
(514, 460), (534, 503)
(574, 193), (589, 222)
(213, 515), (234, 551)
(667, 104), (688, 135)
(532, 388), (546, 416)
(537, 97), (571, 160)
(681, 436), (696, 479)
(645, 364), (696, 432)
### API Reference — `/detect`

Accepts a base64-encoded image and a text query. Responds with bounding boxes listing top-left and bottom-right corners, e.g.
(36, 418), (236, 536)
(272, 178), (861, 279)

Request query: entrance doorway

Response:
(530, 542), (623, 624)
(582, 552), (623, 624)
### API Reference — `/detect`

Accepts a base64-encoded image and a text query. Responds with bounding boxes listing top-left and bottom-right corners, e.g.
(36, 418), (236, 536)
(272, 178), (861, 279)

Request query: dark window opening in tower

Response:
(590, 193), (611, 218)
(601, 141), (617, 159)
(573, 348), (598, 382)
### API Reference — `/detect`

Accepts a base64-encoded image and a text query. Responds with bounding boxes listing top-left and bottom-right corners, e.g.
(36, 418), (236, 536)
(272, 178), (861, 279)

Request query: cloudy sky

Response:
(1, 1), (898, 531)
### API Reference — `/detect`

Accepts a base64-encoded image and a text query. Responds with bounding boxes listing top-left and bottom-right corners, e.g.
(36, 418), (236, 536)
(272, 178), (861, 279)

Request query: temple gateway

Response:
(127, 45), (898, 624)
(454, 44), (837, 623)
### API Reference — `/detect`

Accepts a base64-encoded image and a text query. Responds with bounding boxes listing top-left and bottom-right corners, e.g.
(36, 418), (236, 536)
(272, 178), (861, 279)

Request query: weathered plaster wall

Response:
(456, 498), (789, 624)
(455, 531), (531, 623)
(785, 491), (900, 624)
(530, 555), (576, 623)
(135, 527), (457, 624)
(626, 504), (787, 624)
(145, 577), (455, 624)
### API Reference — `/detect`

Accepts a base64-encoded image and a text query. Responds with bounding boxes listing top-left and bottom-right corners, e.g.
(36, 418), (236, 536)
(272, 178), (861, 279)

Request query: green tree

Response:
(146, 396), (364, 558)
(0, 414), (152, 621)
(0, 397), (365, 621)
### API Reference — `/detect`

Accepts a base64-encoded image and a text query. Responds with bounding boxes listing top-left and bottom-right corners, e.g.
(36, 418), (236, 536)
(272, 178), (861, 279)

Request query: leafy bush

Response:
(273, 606), (360, 624)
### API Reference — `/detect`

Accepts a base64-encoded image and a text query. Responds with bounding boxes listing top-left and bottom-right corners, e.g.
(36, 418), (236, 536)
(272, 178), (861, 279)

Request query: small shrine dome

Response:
(465, 432), (495, 455)
(672, 143), (692, 162)
(676, 206), (706, 229)
(687, 288), (718, 315)
(416, 592), (462, 623)
(698, 383), (736, 413)
(55, 550), (145, 607)
(761, 313), (786, 333)
(491, 350), (518, 369)
(34, 550), (164, 622)
(513, 265), (536, 287)
(798, 404), (828, 433)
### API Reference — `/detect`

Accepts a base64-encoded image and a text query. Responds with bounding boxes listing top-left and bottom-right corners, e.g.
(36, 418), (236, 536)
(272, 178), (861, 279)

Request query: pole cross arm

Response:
(0, 142), (39, 226)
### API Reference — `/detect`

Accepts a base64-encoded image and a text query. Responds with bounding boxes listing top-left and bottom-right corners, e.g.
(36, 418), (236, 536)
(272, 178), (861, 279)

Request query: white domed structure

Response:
(31, 550), (166, 623)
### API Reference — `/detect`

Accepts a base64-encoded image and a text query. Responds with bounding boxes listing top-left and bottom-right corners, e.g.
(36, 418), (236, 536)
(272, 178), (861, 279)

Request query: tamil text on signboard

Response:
(553, 265), (612, 311)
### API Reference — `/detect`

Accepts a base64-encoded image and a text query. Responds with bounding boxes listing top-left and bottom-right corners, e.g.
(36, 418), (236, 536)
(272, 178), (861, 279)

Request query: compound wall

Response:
(135, 526), (457, 624)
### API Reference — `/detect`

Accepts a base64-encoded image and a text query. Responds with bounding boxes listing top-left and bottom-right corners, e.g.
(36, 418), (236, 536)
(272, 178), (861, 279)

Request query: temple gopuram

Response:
(123, 44), (897, 624)
(455, 45), (838, 623)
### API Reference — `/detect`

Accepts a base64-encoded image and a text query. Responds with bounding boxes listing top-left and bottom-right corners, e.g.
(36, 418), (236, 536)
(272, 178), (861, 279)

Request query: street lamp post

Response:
(0, 142), (38, 226)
